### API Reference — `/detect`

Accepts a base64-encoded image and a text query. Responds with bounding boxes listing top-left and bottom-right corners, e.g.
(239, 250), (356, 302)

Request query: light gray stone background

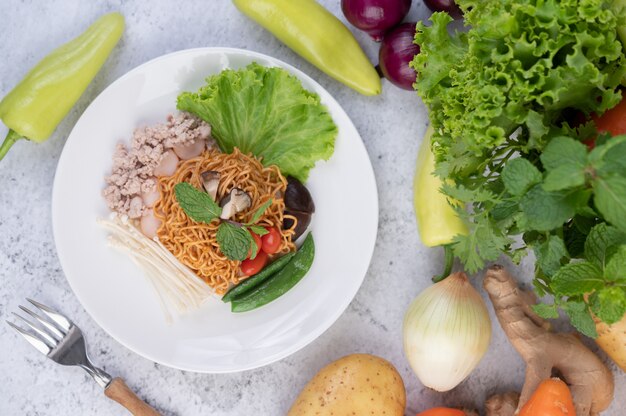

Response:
(1, 0), (623, 415)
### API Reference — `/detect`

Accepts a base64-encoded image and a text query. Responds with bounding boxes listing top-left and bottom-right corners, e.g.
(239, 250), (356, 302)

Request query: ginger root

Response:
(483, 265), (614, 416)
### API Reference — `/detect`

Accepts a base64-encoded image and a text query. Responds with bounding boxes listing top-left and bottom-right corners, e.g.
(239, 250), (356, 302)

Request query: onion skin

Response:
(403, 272), (491, 392)
(379, 23), (419, 90)
(341, 0), (411, 42)
(423, 0), (462, 19)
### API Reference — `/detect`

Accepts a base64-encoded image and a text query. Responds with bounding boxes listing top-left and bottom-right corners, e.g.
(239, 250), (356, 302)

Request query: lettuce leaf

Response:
(177, 63), (336, 182)
(413, 0), (626, 177)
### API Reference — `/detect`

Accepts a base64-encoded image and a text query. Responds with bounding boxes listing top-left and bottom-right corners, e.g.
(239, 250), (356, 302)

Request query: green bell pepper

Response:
(0, 12), (125, 160)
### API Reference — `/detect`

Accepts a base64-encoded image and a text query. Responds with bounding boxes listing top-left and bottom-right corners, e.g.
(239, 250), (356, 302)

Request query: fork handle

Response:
(104, 378), (161, 416)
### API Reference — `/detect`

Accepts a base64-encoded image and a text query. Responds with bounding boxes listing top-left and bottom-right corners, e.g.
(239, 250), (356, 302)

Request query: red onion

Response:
(341, 0), (412, 42)
(378, 22), (419, 90)
(423, 0), (463, 19)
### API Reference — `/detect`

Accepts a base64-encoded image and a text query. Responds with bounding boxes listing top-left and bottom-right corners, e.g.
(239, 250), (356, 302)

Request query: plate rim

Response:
(51, 47), (379, 373)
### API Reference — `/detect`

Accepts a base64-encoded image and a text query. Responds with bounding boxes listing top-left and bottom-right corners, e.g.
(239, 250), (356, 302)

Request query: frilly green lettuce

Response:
(413, 0), (626, 178)
(177, 63), (336, 182)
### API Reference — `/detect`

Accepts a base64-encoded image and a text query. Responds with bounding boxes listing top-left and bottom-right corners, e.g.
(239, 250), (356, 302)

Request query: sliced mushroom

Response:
(201, 170), (220, 201)
(285, 176), (315, 213)
(284, 209), (312, 240)
(219, 188), (252, 220)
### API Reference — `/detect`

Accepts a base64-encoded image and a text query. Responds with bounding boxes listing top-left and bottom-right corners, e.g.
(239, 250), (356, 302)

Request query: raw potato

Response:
(288, 354), (406, 416)
(595, 313), (626, 372)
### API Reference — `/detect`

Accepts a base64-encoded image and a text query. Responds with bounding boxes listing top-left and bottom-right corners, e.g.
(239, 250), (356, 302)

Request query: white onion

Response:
(173, 139), (205, 160)
(153, 150), (179, 177)
(403, 272), (491, 392)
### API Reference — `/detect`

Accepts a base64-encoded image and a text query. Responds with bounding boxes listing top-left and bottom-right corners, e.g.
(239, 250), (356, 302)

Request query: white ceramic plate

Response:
(52, 48), (378, 373)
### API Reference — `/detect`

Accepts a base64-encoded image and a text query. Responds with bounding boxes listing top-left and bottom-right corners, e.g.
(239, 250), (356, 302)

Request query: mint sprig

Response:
(174, 182), (272, 261)
(216, 222), (254, 261)
(175, 182), (222, 223)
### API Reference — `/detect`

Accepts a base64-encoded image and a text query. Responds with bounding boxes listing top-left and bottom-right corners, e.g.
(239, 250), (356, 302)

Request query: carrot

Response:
(416, 408), (465, 416)
(519, 378), (576, 416)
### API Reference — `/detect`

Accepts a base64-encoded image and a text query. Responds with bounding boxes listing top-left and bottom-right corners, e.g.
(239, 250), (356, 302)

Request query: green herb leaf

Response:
(562, 301), (598, 338)
(249, 231), (259, 260)
(589, 135), (626, 175)
(589, 287), (626, 325)
(542, 164), (585, 191)
(174, 182), (222, 223)
(540, 136), (588, 171)
(605, 245), (626, 282)
(551, 261), (603, 296)
(246, 199), (273, 225)
(248, 225), (269, 236)
(584, 223), (626, 269)
(593, 175), (626, 233)
(501, 158), (542, 196)
(519, 185), (576, 232)
(532, 303), (559, 319)
(534, 235), (568, 277)
(597, 138), (626, 176)
(451, 221), (511, 273)
(216, 222), (254, 261)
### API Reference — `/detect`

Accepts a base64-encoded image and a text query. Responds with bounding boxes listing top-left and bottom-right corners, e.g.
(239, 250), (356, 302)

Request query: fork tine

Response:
(6, 321), (52, 356)
(12, 312), (58, 347)
(26, 299), (71, 331)
(18, 306), (65, 339)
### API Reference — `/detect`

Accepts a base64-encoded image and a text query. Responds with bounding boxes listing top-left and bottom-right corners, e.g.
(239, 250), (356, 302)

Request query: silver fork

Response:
(7, 299), (161, 416)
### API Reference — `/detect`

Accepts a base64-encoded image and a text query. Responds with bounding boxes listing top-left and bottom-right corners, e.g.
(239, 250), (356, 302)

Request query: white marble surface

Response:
(0, 1), (624, 415)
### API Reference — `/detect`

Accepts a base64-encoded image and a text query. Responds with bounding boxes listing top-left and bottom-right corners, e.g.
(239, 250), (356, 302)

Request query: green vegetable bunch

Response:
(413, 0), (626, 335)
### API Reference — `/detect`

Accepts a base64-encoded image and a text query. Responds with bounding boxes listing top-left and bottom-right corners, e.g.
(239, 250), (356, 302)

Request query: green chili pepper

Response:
(232, 0), (381, 96)
(0, 12), (125, 160)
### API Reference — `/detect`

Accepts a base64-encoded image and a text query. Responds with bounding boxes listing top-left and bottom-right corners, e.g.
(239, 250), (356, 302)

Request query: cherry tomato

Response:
(241, 250), (268, 276)
(587, 95), (626, 148)
(246, 231), (263, 259)
(261, 227), (281, 254)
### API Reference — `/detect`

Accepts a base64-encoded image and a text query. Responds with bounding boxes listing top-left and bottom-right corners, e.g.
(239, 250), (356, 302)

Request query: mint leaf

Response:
(605, 245), (626, 282)
(216, 222), (254, 261)
(542, 164), (585, 191)
(174, 182), (221, 223)
(562, 301), (598, 338)
(501, 158), (542, 196)
(246, 199), (273, 225)
(540, 136), (587, 171)
(551, 261), (603, 296)
(519, 185), (576, 231)
(593, 175), (626, 233)
(589, 287), (626, 325)
(584, 223), (626, 268)
(532, 303), (559, 319)
(248, 225), (269, 236)
(598, 139), (626, 176)
(589, 135), (626, 175)
(534, 235), (568, 277)
(249, 230), (259, 260)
